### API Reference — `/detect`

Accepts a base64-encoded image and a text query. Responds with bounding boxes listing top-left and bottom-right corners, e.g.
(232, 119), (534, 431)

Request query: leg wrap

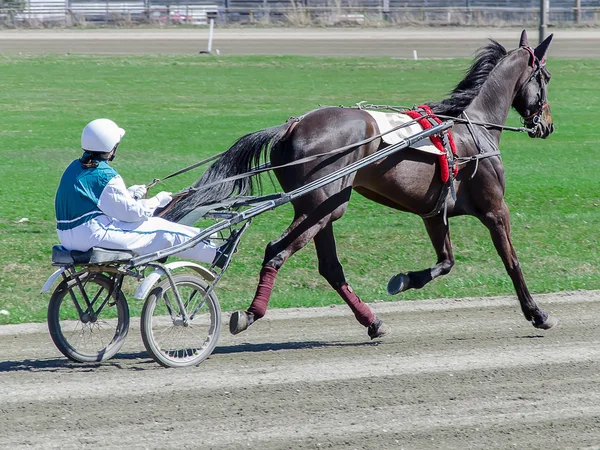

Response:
(336, 284), (374, 327)
(247, 266), (278, 320)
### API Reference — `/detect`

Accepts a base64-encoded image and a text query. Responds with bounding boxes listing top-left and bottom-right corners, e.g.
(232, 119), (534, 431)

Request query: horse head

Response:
(513, 30), (554, 139)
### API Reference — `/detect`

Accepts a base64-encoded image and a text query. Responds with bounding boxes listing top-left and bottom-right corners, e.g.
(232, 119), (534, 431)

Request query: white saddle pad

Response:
(364, 110), (445, 155)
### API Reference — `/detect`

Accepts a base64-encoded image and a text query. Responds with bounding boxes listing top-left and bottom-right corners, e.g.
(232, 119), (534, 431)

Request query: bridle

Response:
(517, 46), (551, 130)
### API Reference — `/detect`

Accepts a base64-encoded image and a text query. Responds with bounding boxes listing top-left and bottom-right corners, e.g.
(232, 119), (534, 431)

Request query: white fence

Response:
(10, 0), (218, 24)
(4, 1), (600, 26)
(17, 0), (65, 20)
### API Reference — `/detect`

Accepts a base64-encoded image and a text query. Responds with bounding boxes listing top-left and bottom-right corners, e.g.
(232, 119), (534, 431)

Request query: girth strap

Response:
(405, 105), (458, 222)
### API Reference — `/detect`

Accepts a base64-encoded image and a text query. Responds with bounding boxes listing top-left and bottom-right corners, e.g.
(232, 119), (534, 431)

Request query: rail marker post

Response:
(207, 17), (214, 53)
(199, 11), (217, 54)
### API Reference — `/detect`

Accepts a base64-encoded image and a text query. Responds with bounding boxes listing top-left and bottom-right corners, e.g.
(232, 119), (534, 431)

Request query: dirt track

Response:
(2, 291), (600, 449)
(2, 28), (600, 57)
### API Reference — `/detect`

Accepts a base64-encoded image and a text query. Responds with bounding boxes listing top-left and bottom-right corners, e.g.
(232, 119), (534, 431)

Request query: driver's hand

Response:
(128, 184), (147, 200)
(154, 192), (173, 207)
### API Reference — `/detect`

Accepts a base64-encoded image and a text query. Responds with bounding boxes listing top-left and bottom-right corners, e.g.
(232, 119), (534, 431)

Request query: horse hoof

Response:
(387, 274), (409, 295)
(229, 311), (254, 335)
(367, 318), (389, 340)
(532, 313), (558, 330)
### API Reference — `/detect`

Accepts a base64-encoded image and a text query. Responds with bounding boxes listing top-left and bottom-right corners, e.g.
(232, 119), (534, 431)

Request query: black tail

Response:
(163, 122), (294, 223)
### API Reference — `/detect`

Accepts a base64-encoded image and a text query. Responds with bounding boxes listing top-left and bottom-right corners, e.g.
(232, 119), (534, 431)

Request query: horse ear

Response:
(534, 33), (554, 62)
(519, 30), (529, 48)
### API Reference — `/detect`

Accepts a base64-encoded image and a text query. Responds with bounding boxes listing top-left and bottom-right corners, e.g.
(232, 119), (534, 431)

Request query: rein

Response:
(150, 102), (535, 196)
(355, 103), (535, 134)
(150, 115), (440, 198)
(145, 152), (224, 190)
(151, 98), (537, 214)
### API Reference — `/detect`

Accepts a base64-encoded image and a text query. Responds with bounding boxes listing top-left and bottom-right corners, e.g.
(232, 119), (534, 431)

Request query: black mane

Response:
(427, 40), (508, 117)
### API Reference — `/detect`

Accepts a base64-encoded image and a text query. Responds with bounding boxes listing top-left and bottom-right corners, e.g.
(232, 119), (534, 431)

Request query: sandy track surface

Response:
(2, 290), (600, 449)
(1, 27), (600, 57)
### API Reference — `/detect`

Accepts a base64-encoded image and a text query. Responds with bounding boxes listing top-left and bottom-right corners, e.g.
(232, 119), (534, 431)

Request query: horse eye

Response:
(542, 68), (551, 82)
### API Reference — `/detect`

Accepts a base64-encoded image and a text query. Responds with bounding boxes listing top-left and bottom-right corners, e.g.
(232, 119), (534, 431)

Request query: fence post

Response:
(539, 0), (549, 43)
(207, 17), (214, 51)
(574, 0), (581, 23)
(466, 0), (471, 25)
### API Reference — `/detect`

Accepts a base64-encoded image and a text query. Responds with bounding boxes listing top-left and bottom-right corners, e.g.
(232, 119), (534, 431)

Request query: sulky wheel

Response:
(47, 272), (129, 363)
(140, 274), (221, 368)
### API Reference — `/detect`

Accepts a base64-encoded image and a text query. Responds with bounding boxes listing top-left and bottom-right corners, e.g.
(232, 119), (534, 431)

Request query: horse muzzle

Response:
(528, 121), (554, 139)
(526, 104), (554, 139)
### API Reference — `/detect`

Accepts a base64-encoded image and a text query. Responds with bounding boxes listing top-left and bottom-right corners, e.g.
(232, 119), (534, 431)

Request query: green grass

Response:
(0, 54), (598, 325)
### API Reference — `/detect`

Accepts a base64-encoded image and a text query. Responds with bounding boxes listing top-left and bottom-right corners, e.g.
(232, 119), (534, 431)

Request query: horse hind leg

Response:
(230, 189), (353, 335)
(388, 215), (455, 295)
(229, 213), (313, 335)
(313, 222), (388, 339)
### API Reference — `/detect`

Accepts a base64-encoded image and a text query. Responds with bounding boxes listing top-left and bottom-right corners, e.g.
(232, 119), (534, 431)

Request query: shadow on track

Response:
(0, 340), (380, 372)
(213, 340), (381, 355)
(0, 352), (155, 373)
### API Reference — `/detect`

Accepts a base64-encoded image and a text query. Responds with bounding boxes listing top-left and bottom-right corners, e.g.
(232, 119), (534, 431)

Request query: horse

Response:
(164, 30), (556, 339)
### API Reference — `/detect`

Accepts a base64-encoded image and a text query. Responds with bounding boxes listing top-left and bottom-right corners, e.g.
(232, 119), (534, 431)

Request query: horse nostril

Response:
(541, 124), (554, 139)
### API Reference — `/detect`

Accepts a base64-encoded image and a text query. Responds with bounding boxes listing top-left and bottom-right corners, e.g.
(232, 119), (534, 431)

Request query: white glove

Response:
(128, 184), (147, 200)
(154, 191), (173, 208)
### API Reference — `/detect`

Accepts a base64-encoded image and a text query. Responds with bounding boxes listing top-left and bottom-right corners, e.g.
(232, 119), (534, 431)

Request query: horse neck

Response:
(463, 49), (530, 140)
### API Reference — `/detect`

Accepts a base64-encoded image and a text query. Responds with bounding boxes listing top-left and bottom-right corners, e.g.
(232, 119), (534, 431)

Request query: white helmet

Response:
(81, 119), (126, 153)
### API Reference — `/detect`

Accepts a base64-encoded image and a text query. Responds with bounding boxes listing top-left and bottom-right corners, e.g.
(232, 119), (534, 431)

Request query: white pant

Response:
(57, 215), (216, 263)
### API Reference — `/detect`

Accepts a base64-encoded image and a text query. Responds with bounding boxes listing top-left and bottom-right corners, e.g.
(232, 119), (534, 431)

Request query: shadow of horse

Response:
(213, 339), (381, 355)
(0, 340), (382, 372)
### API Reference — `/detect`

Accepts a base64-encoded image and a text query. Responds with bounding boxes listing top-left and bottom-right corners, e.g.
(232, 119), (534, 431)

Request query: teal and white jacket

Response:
(55, 159), (161, 232)
(53, 157), (211, 260)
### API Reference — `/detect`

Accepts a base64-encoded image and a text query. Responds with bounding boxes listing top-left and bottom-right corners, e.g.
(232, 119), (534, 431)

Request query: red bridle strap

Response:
(523, 102), (549, 121)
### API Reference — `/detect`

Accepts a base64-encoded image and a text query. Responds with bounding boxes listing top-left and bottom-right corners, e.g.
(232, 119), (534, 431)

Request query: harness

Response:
(402, 105), (458, 220)
(405, 105), (458, 184)
(359, 104), (500, 222)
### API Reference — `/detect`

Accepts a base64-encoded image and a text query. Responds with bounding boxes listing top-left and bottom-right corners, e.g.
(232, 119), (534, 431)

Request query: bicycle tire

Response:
(47, 272), (129, 363)
(141, 274), (221, 368)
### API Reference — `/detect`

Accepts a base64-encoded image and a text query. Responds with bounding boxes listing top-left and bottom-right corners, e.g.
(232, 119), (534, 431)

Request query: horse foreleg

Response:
(388, 216), (455, 295)
(481, 202), (557, 329)
(314, 223), (388, 339)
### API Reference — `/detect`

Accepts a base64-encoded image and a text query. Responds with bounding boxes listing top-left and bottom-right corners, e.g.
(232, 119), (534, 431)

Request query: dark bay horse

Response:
(164, 30), (557, 338)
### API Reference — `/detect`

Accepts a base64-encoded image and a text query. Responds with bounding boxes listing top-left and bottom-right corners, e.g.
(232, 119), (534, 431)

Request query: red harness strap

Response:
(404, 105), (457, 183)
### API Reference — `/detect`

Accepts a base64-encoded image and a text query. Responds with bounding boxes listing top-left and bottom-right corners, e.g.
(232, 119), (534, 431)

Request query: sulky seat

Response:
(51, 245), (134, 266)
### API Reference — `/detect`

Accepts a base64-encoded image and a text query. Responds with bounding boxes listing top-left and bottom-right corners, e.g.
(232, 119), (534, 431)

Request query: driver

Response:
(54, 118), (217, 263)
